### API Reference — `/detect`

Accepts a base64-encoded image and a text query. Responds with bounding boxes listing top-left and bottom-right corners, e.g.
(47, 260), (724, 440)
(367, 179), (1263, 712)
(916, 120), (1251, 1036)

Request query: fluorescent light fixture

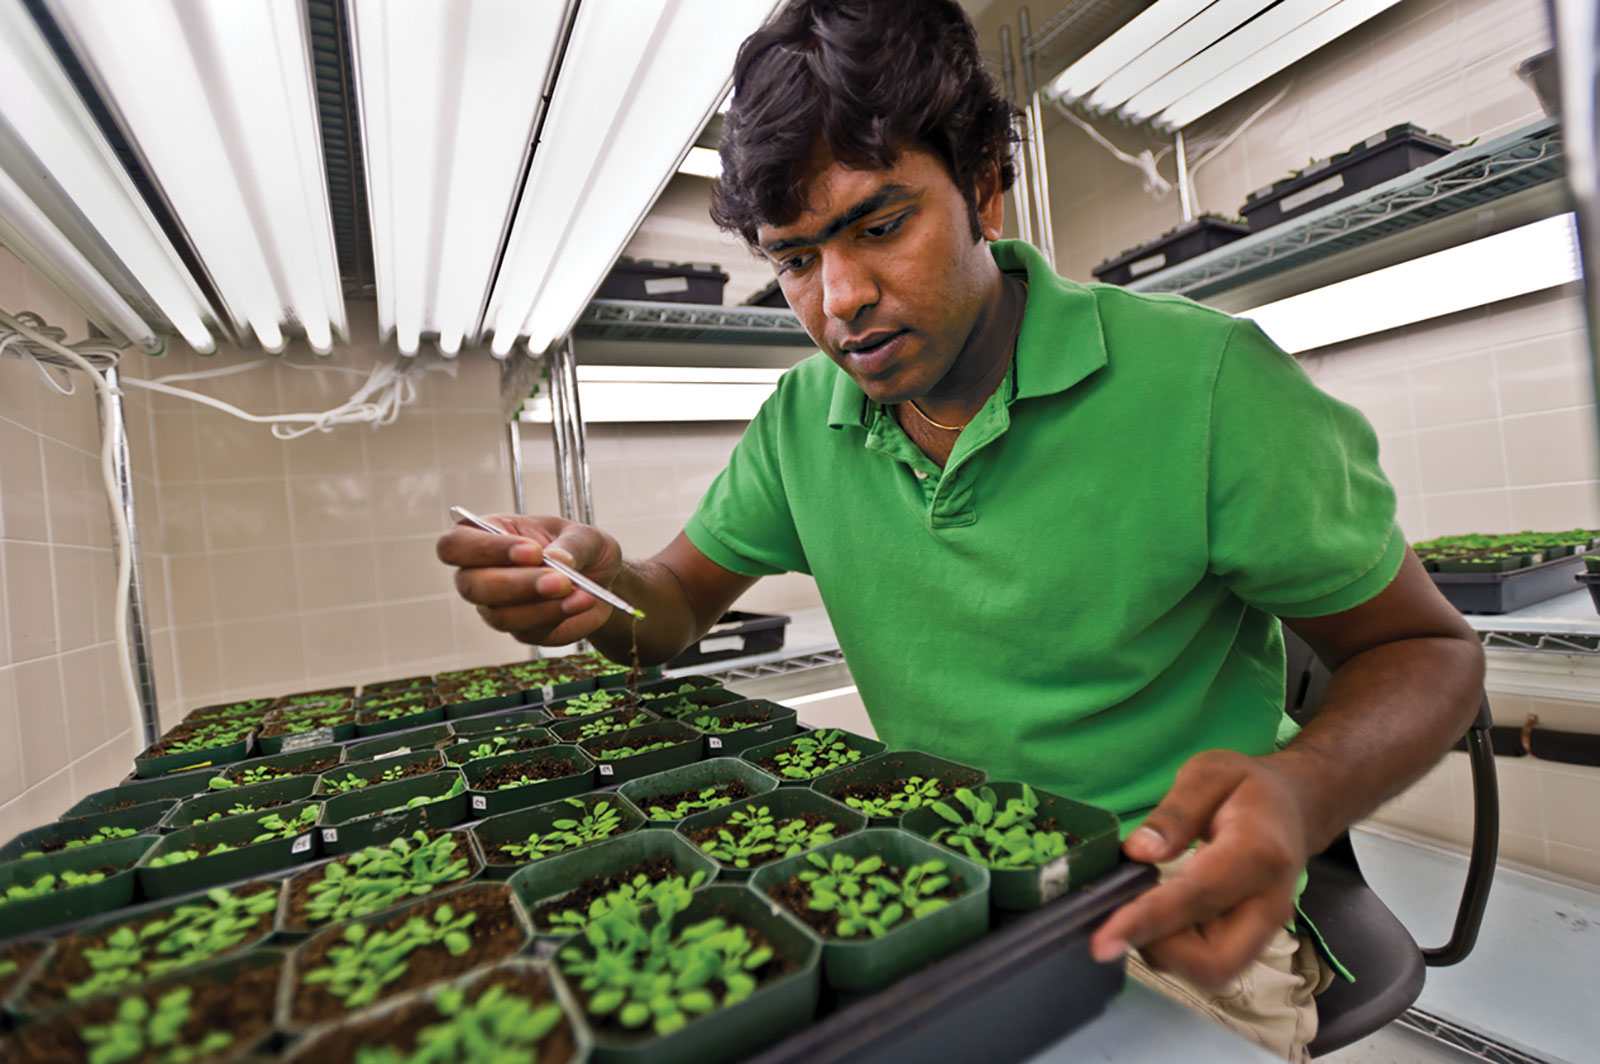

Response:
(0, 1), (216, 352)
(1151, 0), (1403, 130)
(678, 146), (723, 180)
(1048, 0), (1213, 103)
(348, 0), (565, 358)
(1086, 0), (1277, 113)
(486, 0), (780, 358)
(519, 364), (783, 422)
(47, 0), (345, 354)
(1239, 214), (1580, 354)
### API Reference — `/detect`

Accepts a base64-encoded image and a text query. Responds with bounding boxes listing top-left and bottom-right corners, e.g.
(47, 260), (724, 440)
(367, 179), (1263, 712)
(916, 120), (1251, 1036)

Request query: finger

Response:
(436, 525), (544, 568)
(539, 524), (613, 572)
(1133, 893), (1289, 991)
(1126, 752), (1248, 863)
(455, 566), (562, 608)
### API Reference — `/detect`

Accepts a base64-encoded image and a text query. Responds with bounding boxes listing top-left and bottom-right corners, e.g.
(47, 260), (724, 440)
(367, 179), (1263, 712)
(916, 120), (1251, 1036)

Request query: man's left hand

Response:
(1089, 749), (1313, 990)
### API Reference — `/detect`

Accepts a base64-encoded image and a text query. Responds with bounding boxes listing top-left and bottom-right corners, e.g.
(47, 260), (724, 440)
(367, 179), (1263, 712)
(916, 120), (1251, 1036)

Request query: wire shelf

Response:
(1125, 119), (1565, 299)
(1480, 630), (1600, 655)
(705, 649), (846, 684)
(574, 299), (814, 346)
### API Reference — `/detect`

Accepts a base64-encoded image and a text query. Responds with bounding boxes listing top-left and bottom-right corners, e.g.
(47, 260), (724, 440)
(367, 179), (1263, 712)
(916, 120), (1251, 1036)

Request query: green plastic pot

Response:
(0, 835), (154, 937)
(899, 781), (1121, 909)
(810, 751), (989, 828)
(6, 877), (284, 1020)
(451, 707), (554, 735)
(617, 758), (781, 826)
(550, 707), (662, 745)
(135, 801), (322, 899)
(160, 776), (318, 831)
(182, 696), (277, 722)
(2, 803), (169, 863)
(740, 728), (886, 785)
(276, 881), (535, 1036)
(675, 788), (866, 882)
(595, 663), (663, 689)
(554, 884), (820, 1064)
(256, 712), (357, 755)
(280, 956), (593, 1064)
(748, 828), (990, 993)
(360, 673), (437, 695)
(343, 724), (455, 762)
(61, 773), (216, 819)
(317, 770), (470, 856)
(444, 726), (557, 766)
(631, 677), (744, 720)
(544, 688), (639, 724)
(509, 829), (720, 948)
(473, 793), (648, 880)
(1435, 554), (1534, 573)
(2, 945), (284, 1062)
(578, 721), (704, 785)
(441, 686), (544, 720)
(313, 749), (448, 796)
(275, 829), (486, 939)
(682, 699), (798, 757)
(211, 745), (347, 789)
(354, 701), (446, 737)
(133, 733), (254, 778)
(464, 746), (597, 818)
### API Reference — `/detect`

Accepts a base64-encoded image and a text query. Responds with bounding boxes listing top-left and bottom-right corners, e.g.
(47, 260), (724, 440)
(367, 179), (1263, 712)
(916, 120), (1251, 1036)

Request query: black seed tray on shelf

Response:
(668, 610), (792, 668)
(1240, 123), (1458, 231)
(1091, 215), (1250, 287)
(1430, 552), (1585, 614)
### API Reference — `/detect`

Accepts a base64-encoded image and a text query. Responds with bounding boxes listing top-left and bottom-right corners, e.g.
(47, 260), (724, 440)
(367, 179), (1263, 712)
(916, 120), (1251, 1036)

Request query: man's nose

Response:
(820, 251), (879, 323)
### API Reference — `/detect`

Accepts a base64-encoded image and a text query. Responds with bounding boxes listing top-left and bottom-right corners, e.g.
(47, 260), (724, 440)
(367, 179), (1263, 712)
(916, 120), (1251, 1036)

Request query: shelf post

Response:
(999, 24), (1035, 248)
(1018, 7), (1057, 267)
(99, 366), (160, 748)
(1549, 0), (1600, 462)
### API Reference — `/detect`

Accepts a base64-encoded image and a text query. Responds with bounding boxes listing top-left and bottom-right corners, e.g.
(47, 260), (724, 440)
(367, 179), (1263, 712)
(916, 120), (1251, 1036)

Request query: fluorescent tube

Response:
(1239, 214), (1580, 354)
(1086, 0), (1278, 113)
(678, 146), (724, 180)
(1048, 0), (1215, 103)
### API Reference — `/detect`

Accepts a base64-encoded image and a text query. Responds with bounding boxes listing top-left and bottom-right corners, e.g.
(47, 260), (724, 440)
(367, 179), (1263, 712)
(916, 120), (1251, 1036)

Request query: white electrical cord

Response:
(1184, 82), (1292, 180)
(0, 307), (143, 747)
(1052, 101), (1175, 200)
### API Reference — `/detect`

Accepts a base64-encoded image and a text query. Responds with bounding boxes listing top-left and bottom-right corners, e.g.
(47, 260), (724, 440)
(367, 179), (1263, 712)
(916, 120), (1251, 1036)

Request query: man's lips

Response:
(838, 329), (910, 373)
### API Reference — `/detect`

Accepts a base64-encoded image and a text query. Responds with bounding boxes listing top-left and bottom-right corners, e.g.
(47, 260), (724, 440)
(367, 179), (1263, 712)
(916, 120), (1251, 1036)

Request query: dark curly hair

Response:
(710, 0), (1018, 246)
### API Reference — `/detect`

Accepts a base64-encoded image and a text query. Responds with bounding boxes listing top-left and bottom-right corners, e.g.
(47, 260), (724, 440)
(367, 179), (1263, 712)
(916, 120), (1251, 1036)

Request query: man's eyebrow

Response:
(760, 185), (916, 255)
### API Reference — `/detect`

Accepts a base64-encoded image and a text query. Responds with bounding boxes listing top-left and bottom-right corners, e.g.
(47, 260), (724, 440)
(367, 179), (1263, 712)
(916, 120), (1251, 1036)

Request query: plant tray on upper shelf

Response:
(1429, 552), (1586, 614)
(669, 610), (792, 668)
(1090, 215), (1250, 287)
(1240, 123), (1458, 231)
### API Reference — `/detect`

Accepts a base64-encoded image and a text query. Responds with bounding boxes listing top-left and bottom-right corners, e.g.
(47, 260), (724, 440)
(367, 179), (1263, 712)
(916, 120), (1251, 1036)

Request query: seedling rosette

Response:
(554, 884), (819, 1064)
(344, 724), (456, 763)
(5, 947), (282, 1063)
(10, 880), (281, 1016)
(900, 781), (1121, 909)
(318, 771), (471, 856)
(281, 958), (591, 1064)
(257, 703), (358, 754)
(509, 830), (719, 948)
(450, 706), (553, 736)
(741, 728), (886, 785)
(810, 750), (988, 827)
(627, 677), (743, 720)
(473, 793), (648, 879)
(545, 687), (635, 723)
(355, 693), (446, 737)
(617, 758), (781, 826)
(464, 746), (596, 817)
(577, 720), (704, 784)
(314, 749), (448, 796)
(750, 828), (990, 993)
(182, 696), (277, 724)
(1, 803), (169, 863)
(444, 725), (557, 766)
(277, 829), (485, 938)
(278, 882), (534, 1033)
(551, 707), (662, 745)
(677, 789), (865, 882)
(208, 745), (346, 791)
(134, 718), (256, 778)
(440, 674), (542, 719)
(136, 801), (321, 898)
(0, 835), (154, 937)
(686, 699), (798, 756)
(160, 775), (318, 831)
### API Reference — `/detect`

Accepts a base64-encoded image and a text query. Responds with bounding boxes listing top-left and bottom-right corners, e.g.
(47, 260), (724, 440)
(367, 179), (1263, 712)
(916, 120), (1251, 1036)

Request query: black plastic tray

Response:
(1241, 125), (1457, 232)
(669, 610), (791, 668)
(1092, 216), (1250, 286)
(744, 279), (789, 309)
(749, 861), (1156, 1064)
(1430, 552), (1585, 614)
(597, 257), (729, 304)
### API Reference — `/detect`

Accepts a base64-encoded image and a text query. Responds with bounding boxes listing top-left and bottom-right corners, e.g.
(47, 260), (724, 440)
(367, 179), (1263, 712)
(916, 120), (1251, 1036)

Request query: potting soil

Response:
(0, 940), (43, 1000)
(531, 856), (682, 929)
(687, 812), (843, 870)
(765, 865), (966, 938)
(640, 781), (752, 818)
(475, 759), (581, 791)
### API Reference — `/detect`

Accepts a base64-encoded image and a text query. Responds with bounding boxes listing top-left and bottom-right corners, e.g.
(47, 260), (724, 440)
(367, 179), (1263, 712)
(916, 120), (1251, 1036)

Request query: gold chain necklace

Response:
(900, 275), (1027, 435)
(904, 399), (965, 431)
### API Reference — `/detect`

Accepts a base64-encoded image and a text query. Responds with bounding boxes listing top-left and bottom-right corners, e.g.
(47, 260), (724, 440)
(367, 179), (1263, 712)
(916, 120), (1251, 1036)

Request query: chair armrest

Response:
(1422, 692), (1499, 967)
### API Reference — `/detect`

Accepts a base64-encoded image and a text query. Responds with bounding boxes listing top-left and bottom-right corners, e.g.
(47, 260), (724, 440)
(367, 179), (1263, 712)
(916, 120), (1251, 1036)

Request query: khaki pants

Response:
(1125, 855), (1335, 1063)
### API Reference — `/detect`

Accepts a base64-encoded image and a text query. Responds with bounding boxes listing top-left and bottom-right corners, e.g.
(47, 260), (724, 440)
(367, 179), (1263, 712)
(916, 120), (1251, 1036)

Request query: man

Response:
(438, 2), (1483, 1058)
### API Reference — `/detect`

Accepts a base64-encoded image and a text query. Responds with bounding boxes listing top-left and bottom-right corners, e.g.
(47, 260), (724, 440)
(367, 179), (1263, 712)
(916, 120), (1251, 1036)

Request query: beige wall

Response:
(620, 174), (773, 306)
(0, 248), (141, 842)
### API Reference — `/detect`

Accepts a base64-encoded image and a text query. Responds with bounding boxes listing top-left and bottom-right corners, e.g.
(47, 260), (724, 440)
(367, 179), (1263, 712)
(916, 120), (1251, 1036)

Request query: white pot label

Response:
(598, 764), (614, 777)
(707, 737), (723, 750)
(541, 685), (555, 702)
(471, 795), (488, 811)
(291, 834), (313, 855)
(643, 275), (691, 295)
(281, 728), (335, 752)
(374, 747), (410, 761)
(1038, 855), (1071, 902)
(321, 828), (339, 844)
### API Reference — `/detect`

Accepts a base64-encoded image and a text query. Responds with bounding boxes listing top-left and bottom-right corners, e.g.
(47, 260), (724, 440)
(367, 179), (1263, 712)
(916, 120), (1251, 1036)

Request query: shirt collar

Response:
(825, 239), (1107, 429)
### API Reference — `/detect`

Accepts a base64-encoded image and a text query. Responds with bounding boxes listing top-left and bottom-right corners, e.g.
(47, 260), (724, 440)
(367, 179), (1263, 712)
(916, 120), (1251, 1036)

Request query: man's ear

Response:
(973, 156), (1005, 243)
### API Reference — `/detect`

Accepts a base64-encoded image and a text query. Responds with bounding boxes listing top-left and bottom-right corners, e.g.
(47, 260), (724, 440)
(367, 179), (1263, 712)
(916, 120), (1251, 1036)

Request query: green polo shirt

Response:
(686, 239), (1404, 824)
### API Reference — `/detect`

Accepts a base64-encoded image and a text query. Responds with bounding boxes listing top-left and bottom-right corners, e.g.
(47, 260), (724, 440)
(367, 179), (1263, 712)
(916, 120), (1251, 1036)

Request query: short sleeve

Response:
(1207, 319), (1404, 617)
(684, 380), (810, 578)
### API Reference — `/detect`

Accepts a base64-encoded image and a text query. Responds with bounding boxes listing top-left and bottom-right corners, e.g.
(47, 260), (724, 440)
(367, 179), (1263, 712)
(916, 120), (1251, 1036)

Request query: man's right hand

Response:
(437, 514), (625, 647)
